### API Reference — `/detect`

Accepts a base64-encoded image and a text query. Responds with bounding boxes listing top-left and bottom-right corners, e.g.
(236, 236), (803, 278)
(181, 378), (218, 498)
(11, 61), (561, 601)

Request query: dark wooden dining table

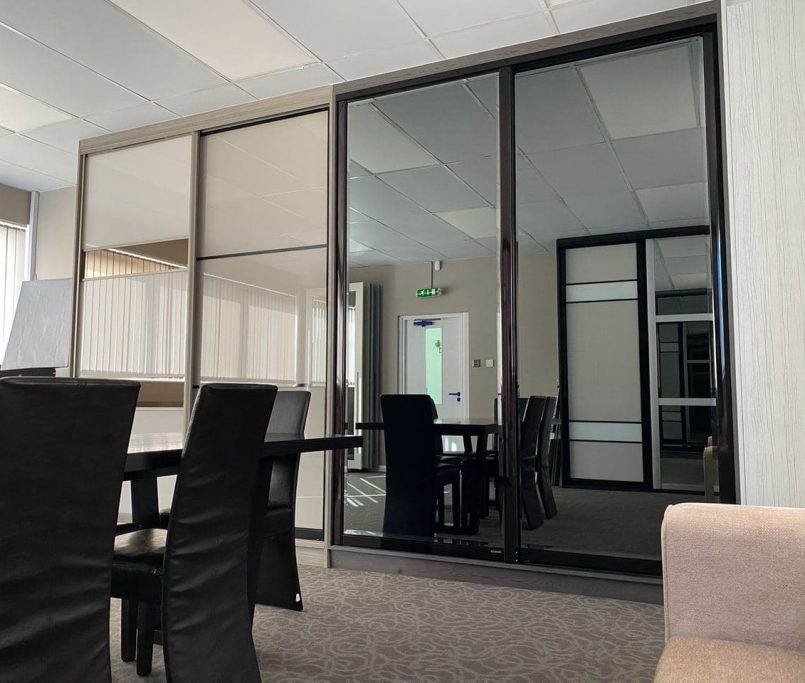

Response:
(356, 418), (499, 534)
(124, 431), (364, 528)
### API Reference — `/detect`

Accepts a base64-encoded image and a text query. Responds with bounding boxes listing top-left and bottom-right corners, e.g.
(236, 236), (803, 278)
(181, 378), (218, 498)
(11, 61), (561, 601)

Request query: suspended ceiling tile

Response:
(636, 182), (709, 223)
(381, 243), (443, 263)
(0, 134), (77, 183)
(328, 41), (441, 81)
(437, 206), (497, 239)
(0, 26), (143, 117)
(517, 199), (587, 242)
(350, 249), (399, 267)
(375, 82), (497, 163)
(432, 13), (555, 59)
(515, 67), (605, 153)
(398, 0), (538, 36)
(550, 0), (687, 33)
(516, 157), (559, 204)
(349, 175), (425, 222)
(612, 128), (706, 189)
(237, 64), (340, 99)
(530, 143), (628, 197)
(475, 236), (498, 252)
(0, 85), (72, 132)
(349, 239), (372, 254)
(662, 254), (708, 276)
(21, 118), (108, 154)
(349, 161), (371, 178)
(266, 188), (327, 229)
(348, 103), (437, 173)
(579, 43), (698, 139)
(516, 232), (549, 254)
(382, 212), (471, 247)
(656, 235), (709, 259)
(586, 223), (647, 235)
(252, 0), (422, 61)
(378, 166), (488, 213)
(158, 84), (255, 117)
(0, 0), (225, 100)
(0, 159), (69, 192)
(564, 191), (646, 229)
(204, 140), (302, 198)
(86, 102), (178, 132)
(436, 239), (492, 260)
(109, 0), (312, 80)
(349, 219), (419, 250)
(448, 156), (497, 204)
(670, 273), (708, 290)
(466, 74), (498, 114)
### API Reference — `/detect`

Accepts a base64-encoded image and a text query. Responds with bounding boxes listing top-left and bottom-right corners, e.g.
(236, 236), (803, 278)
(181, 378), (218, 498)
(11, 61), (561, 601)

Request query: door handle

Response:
(448, 391), (462, 402)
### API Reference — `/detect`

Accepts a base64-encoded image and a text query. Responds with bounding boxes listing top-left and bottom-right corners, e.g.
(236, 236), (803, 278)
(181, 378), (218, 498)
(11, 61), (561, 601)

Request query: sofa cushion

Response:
(655, 637), (805, 682)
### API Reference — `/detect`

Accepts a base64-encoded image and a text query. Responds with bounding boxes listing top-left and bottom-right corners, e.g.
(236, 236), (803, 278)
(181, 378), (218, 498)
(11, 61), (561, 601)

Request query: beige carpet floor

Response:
(110, 566), (664, 682)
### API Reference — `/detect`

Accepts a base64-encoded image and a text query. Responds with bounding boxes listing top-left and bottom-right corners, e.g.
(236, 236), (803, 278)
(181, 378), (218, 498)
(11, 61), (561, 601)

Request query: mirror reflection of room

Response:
(344, 36), (717, 563)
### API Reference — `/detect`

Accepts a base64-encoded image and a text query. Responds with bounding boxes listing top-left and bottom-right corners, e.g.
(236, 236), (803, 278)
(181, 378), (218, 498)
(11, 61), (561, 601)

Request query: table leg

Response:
(130, 478), (161, 528)
(461, 434), (485, 535)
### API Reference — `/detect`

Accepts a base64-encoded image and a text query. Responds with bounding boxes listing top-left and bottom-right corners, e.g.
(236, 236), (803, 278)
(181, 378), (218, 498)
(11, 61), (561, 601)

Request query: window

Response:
(0, 222), (28, 362)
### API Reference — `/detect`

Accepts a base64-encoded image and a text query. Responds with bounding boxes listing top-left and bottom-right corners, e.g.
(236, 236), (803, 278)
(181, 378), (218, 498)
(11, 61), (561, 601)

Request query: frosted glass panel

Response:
(82, 135), (193, 249)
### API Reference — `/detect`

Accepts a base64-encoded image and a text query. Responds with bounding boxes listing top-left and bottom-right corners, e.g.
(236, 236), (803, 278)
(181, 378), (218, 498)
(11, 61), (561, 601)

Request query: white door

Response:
(399, 313), (469, 452)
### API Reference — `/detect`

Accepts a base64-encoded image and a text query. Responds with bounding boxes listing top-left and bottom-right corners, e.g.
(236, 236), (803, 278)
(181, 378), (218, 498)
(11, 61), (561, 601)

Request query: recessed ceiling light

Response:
(0, 84), (72, 131)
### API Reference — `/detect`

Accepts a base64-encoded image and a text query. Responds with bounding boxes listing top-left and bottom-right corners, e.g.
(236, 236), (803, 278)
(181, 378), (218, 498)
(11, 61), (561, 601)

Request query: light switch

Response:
(472, 359), (481, 368)
(485, 359), (494, 368)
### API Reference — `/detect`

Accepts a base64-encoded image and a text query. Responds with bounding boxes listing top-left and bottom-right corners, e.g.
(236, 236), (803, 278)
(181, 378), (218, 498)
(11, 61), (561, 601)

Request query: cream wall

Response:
(0, 183), (30, 226)
(34, 187), (77, 280)
(723, 0), (805, 505)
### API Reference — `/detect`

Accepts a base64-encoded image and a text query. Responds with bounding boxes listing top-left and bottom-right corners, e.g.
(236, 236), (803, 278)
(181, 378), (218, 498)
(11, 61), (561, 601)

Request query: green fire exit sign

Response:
(416, 287), (442, 298)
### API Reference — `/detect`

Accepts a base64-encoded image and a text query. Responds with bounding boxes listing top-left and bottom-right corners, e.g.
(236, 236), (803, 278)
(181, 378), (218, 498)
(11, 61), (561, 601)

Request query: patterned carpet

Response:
(110, 566), (664, 682)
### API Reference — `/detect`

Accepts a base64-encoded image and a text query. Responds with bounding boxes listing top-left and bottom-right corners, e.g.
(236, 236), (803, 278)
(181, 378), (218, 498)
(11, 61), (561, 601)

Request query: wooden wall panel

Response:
(723, 0), (805, 505)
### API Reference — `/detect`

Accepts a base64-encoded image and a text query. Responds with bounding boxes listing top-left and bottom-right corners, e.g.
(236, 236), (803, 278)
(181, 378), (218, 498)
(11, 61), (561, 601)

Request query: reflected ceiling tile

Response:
(350, 220), (418, 250)
(0, 134), (77, 182)
(0, 26), (144, 117)
(516, 156), (558, 203)
(158, 84), (255, 117)
(349, 208), (369, 223)
(564, 191), (645, 229)
(432, 13), (554, 59)
(329, 41), (440, 81)
(284, 228), (327, 246)
(649, 218), (710, 230)
(0, 0), (225, 99)
(447, 156), (497, 204)
(657, 235), (709, 259)
(670, 273), (708, 290)
(378, 166), (487, 212)
(437, 206), (497, 239)
(515, 67), (604, 152)
(636, 182), (708, 223)
(516, 231), (549, 254)
(586, 223), (647, 235)
(398, 0), (538, 35)
(530, 143), (627, 197)
(662, 254), (708, 276)
(350, 249), (399, 267)
(349, 239), (372, 254)
(21, 118), (108, 154)
(0, 127), (12, 137)
(0, 159), (69, 192)
(579, 43), (698, 139)
(349, 161), (371, 178)
(381, 243), (443, 263)
(252, 0), (421, 61)
(348, 103), (437, 173)
(375, 81), (497, 163)
(349, 175), (423, 222)
(612, 128), (706, 189)
(237, 64), (341, 99)
(383, 212), (470, 246)
(0, 84), (72, 131)
(266, 188), (327, 228)
(551, 0), (686, 33)
(87, 102), (177, 132)
(109, 0), (312, 80)
(517, 199), (587, 243)
(436, 240), (492, 260)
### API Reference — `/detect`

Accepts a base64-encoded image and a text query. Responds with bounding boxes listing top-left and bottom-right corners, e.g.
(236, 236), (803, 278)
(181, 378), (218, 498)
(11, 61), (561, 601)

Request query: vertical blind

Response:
(307, 294), (327, 385)
(0, 223), (27, 363)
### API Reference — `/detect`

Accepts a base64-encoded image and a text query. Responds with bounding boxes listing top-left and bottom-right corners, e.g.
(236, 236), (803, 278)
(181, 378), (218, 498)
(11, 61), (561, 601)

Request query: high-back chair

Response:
(381, 394), (461, 537)
(255, 390), (311, 610)
(0, 377), (139, 682)
(112, 383), (277, 679)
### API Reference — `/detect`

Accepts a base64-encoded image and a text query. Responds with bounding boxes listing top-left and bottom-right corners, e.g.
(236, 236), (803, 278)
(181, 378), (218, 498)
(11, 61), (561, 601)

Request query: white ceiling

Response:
(0, 0), (707, 193)
(348, 39), (710, 267)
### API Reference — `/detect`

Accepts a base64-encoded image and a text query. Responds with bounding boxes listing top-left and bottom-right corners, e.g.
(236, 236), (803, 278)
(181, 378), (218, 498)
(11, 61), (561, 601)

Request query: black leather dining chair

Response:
(381, 394), (461, 537)
(112, 383), (277, 679)
(255, 390), (311, 611)
(0, 377), (139, 682)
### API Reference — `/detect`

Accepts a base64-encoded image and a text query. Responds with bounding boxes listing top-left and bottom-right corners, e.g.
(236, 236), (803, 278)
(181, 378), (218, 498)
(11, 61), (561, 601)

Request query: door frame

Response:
(397, 312), (470, 420)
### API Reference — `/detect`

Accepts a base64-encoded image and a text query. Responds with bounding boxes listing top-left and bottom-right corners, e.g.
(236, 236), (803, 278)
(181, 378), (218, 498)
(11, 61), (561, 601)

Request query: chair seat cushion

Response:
(655, 637), (805, 682)
(111, 529), (167, 602)
(114, 528), (167, 568)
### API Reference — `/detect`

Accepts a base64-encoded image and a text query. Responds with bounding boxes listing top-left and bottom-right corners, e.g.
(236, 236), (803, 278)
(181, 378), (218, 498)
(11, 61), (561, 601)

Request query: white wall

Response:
(35, 186), (76, 280)
(723, 0), (805, 505)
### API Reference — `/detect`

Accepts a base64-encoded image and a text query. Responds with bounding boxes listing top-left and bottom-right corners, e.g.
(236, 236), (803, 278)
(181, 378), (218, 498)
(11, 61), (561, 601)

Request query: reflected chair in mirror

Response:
(381, 394), (461, 537)
(520, 397), (548, 530)
(255, 389), (310, 611)
(536, 396), (558, 519)
(0, 378), (139, 682)
(485, 397), (528, 517)
(112, 383), (277, 679)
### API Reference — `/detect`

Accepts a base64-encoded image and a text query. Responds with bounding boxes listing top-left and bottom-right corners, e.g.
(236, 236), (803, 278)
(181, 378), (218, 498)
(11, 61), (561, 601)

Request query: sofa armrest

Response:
(662, 503), (805, 652)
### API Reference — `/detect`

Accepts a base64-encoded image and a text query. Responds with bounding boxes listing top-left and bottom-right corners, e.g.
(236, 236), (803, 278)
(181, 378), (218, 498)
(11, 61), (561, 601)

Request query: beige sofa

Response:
(655, 503), (805, 682)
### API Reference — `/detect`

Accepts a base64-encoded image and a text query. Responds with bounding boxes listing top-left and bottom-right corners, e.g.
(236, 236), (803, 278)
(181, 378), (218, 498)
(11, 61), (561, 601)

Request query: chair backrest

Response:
(162, 383), (277, 683)
(267, 390), (311, 506)
(0, 377), (139, 681)
(380, 394), (438, 537)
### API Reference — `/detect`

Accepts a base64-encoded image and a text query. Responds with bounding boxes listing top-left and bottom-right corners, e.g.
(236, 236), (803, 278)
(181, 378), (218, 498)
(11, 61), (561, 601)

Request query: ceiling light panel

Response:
(579, 43), (698, 139)
(0, 84), (71, 131)
(109, 0), (312, 80)
(375, 82), (497, 163)
(0, 0), (225, 100)
(348, 104), (437, 173)
(515, 67), (604, 153)
(252, 0), (422, 61)
(0, 26), (143, 116)
(378, 166), (488, 213)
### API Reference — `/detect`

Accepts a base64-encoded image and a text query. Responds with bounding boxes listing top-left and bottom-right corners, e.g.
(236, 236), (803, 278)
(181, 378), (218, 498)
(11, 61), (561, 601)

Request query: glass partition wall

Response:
(335, 25), (733, 574)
